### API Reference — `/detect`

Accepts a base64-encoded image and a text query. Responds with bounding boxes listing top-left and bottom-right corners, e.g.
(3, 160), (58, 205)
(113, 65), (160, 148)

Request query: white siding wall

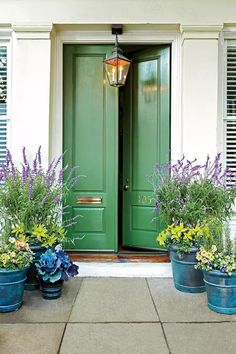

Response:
(182, 38), (219, 161)
(0, 0), (236, 25)
(10, 28), (52, 166)
(0, 0), (234, 164)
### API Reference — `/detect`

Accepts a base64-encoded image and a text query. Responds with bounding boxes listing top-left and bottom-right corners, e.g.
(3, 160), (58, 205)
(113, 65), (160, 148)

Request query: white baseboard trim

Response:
(75, 262), (172, 278)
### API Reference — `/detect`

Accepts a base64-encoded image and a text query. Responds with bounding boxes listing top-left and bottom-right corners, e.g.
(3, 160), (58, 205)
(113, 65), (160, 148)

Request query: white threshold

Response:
(75, 262), (172, 278)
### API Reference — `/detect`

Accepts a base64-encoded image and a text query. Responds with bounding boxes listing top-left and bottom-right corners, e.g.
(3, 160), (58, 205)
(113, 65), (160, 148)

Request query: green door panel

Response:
(123, 46), (170, 250)
(63, 45), (118, 251)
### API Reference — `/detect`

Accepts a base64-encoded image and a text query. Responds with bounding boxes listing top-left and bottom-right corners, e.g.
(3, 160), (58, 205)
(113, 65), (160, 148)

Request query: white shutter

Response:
(0, 46), (7, 116)
(0, 44), (8, 165)
(225, 42), (236, 180)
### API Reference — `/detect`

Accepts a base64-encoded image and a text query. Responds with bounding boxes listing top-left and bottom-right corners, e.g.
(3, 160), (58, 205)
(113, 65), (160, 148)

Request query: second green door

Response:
(122, 46), (170, 250)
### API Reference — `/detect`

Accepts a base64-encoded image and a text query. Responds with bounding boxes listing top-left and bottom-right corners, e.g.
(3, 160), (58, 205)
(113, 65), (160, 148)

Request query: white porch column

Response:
(10, 24), (53, 166)
(181, 25), (223, 161)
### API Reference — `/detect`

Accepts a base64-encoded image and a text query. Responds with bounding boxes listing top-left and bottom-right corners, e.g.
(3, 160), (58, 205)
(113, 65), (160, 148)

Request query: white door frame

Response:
(50, 26), (183, 162)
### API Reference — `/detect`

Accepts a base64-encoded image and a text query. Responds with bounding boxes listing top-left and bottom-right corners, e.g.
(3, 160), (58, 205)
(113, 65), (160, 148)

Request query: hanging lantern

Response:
(104, 33), (131, 87)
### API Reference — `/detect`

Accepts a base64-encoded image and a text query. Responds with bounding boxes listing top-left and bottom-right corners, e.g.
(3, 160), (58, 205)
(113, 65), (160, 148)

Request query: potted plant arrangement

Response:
(150, 154), (236, 293)
(0, 147), (81, 290)
(0, 235), (33, 312)
(35, 245), (79, 300)
(196, 222), (236, 314)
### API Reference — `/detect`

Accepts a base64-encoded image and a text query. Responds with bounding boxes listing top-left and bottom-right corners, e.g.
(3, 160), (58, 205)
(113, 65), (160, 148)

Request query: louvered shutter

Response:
(225, 42), (236, 181)
(0, 45), (8, 165)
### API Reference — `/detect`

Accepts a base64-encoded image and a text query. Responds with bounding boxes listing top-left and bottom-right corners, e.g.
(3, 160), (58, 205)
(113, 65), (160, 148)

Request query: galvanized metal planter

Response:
(0, 268), (28, 312)
(39, 279), (63, 300)
(169, 245), (206, 293)
(25, 245), (46, 291)
(204, 270), (236, 314)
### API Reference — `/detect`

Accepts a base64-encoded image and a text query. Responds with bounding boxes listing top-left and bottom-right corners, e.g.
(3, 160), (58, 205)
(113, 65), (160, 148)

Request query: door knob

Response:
(124, 178), (129, 191)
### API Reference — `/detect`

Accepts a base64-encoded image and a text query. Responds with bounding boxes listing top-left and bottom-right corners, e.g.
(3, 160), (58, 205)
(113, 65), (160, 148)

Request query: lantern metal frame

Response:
(103, 26), (131, 88)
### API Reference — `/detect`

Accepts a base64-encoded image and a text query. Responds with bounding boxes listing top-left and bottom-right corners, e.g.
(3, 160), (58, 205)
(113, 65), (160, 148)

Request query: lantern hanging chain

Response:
(115, 33), (119, 48)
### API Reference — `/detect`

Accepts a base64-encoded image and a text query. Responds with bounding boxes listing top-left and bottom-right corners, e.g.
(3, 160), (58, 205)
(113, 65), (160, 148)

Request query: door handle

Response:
(124, 178), (129, 191)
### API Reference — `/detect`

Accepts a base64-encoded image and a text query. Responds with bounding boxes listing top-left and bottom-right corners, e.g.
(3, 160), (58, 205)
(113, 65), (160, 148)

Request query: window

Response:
(0, 43), (9, 165)
(225, 40), (236, 182)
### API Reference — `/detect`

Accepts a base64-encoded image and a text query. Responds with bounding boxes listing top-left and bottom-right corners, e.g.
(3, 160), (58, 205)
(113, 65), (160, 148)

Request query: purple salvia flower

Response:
(155, 201), (160, 212)
(68, 175), (81, 188)
(21, 165), (27, 183)
(37, 146), (42, 169)
(33, 156), (38, 174)
(66, 166), (79, 182)
(52, 153), (64, 173)
(6, 149), (13, 170)
(54, 195), (61, 205)
(22, 147), (28, 166)
(46, 158), (55, 176)
(58, 165), (68, 185)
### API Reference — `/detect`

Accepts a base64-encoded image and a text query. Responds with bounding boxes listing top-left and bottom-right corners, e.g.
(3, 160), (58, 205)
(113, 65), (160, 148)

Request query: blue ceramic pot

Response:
(39, 279), (63, 300)
(25, 245), (46, 291)
(204, 270), (236, 314)
(169, 245), (205, 293)
(0, 267), (28, 312)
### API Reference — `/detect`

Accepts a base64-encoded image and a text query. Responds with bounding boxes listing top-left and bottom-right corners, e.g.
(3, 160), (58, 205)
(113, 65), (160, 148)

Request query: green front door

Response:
(122, 46), (170, 249)
(63, 45), (118, 251)
(63, 44), (170, 252)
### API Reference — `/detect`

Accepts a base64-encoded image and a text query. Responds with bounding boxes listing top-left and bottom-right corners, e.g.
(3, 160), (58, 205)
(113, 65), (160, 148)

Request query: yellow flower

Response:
(202, 258), (208, 264)
(211, 245), (217, 253)
(196, 253), (202, 261)
(201, 250), (207, 257)
(12, 224), (25, 236)
(1, 253), (10, 265)
(32, 224), (48, 241)
(10, 251), (16, 258)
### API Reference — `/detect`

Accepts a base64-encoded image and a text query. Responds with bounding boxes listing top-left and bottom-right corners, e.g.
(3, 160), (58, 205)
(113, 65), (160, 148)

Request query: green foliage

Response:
(0, 147), (81, 245)
(12, 223), (66, 248)
(156, 179), (236, 228)
(196, 224), (236, 275)
(150, 155), (236, 229)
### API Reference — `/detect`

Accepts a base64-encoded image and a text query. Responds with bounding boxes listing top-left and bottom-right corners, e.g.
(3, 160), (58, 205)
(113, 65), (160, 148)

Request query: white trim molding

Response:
(181, 25), (223, 39)
(50, 26), (183, 162)
(12, 23), (53, 40)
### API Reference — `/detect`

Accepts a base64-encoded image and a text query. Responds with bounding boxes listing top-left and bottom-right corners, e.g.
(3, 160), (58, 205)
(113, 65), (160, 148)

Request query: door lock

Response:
(124, 178), (129, 191)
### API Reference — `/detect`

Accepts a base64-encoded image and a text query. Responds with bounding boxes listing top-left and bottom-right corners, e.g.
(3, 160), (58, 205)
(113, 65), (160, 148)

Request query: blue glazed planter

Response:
(25, 245), (46, 291)
(169, 245), (205, 293)
(204, 270), (236, 314)
(39, 279), (63, 300)
(0, 268), (28, 312)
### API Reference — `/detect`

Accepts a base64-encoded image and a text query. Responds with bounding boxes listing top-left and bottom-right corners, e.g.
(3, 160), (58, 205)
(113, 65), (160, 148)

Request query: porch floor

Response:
(1, 277), (236, 354)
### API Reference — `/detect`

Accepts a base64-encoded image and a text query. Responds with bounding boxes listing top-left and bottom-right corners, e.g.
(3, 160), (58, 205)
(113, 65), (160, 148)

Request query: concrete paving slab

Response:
(69, 278), (159, 322)
(148, 278), (236, 322)
(0, 278), (82, 323)
(60, 323), (169, 354)
(164, 322), (236, 354)
(0, 323), (65, 354)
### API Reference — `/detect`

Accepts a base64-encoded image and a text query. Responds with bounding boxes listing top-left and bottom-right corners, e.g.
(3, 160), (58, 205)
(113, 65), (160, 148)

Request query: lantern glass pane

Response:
(104, 58), (130, 87)
(117, 60), (130, 86)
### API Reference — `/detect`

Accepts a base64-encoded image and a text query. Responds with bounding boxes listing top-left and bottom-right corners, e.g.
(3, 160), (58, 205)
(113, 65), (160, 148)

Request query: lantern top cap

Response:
(104, 29), (131, 64)
(111, 24), (123, 35)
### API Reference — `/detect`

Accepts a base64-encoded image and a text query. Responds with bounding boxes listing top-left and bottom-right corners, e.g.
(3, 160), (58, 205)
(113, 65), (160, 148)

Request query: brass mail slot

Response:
(77, 197), (102, 204)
